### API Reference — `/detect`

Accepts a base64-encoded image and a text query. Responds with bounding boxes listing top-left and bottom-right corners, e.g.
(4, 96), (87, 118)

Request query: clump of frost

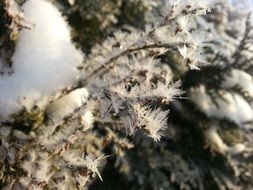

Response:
(133, 105), (168, 141)
(0, 0), (83, 118)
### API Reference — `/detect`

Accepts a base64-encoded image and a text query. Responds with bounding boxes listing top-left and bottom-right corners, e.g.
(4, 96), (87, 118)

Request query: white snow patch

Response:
(45, 88), (89, 123)
(205, 126), (228, 154)
(0, 0), (83, 118)
(190, 85), (253, 127)
(222, 69), (253, 97)
(205, 125), (246, 155)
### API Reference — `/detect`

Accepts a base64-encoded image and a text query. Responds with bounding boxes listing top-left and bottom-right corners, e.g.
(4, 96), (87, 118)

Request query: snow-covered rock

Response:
(0, 0), (83, 118)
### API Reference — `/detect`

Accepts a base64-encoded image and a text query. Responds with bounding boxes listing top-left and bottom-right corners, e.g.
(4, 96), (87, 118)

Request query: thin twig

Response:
(231, 13), (252, 67)
(84, 42), (186, 84)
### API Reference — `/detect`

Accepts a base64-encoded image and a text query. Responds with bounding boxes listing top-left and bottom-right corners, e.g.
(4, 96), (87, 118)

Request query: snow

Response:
(222, 69), (253, 97)
(204, 126), (228, 154)
(0, 0), (83, 118)
(45, 88), (89, 123)
(205, 125), (246, 155)
(190, 85), (253, 127)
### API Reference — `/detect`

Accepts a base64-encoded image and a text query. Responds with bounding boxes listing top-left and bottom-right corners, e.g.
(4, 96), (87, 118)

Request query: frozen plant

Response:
(89, 1), (253, 189)
(0, 0), (232, 189)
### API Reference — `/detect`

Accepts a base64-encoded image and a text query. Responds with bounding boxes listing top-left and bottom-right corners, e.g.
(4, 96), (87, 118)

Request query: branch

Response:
(84, 42), (186, 83)
(231, 13), (253, 67)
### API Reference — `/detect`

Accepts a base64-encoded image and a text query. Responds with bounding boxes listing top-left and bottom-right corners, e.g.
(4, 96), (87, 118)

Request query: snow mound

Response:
(0, 0), (83, 118)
